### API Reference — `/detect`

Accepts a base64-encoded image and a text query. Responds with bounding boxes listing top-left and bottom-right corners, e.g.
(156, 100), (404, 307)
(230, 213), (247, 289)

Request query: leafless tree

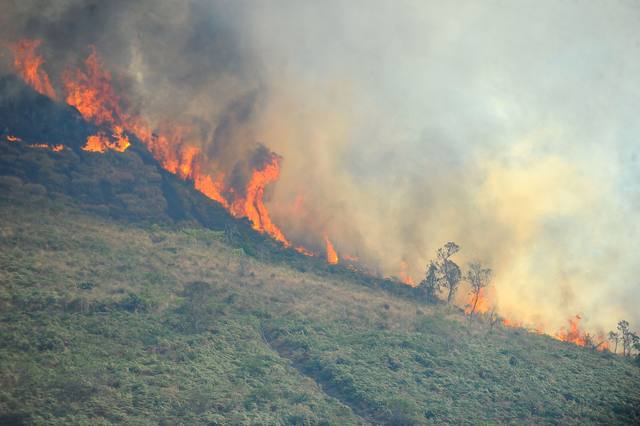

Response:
(618, 320), (632, 357)
(608, 331), (620, 354)
(418, 261), (439, 304)
(465, 261), (492, 318)
(436, 242), (462, 304)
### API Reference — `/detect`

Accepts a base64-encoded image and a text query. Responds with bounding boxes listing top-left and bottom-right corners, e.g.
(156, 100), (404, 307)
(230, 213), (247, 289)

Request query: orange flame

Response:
(6, 135), (22, 142)
(83, 127), (130, 153)
(12, 41), (292, 249)
(194, 174), (228, 207)
(465, 287), (492, 315)
(399, 261), (415, 285)
(10, 39), (57, 99)
(231, 154), (289, 245)
(58, 46), (289, 243)
(555, 315), (587, 346)
(325, 234), (339, 264)
(63, 46), (121, 126)
(295, 246), (316, 257)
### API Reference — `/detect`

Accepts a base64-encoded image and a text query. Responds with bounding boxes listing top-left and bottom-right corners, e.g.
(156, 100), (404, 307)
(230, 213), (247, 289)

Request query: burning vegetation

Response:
(10, 39), (57, 100)
(4, 37), (627, 352)
(324, 233), (339, 265)
(9, 39), (296, 248)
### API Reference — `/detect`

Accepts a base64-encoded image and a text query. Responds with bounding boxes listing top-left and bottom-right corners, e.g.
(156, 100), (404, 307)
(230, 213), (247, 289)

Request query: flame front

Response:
(231, 154), (289, 245)
(63, 47), (122, 126)
(15, 41), (289, 246)
(6, 39), (622, 350)
(83, 127), (130, 153)
(10, 39), (57, 99)
(399, 261), (415, 285)
(555, 315), (587, 346)
(325, 234), (339, 264)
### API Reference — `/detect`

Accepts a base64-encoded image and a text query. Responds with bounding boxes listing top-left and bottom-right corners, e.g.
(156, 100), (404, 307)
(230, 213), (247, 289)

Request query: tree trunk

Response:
(470, 292), (479, 317)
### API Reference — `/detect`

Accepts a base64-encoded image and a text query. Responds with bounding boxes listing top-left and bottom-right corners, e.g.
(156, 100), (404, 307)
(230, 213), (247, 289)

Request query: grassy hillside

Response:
(1, 193), (639, 425)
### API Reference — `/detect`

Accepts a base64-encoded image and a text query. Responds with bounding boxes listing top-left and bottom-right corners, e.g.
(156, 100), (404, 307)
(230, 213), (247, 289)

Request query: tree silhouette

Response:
(608, 331), (620, 354)
(418, 261), (440, 304)
(465, 261), (492, 318)
(436, 242), (462, 304)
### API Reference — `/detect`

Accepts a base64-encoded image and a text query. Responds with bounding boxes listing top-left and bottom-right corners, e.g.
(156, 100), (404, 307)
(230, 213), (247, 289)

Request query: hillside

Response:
(1, 190), (639, 425)
(1, 74), (640, 425)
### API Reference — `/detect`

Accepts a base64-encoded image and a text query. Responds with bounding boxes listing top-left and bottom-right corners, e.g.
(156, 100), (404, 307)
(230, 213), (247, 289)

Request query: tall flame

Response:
(464, 287), (492, 315)
(9, 39), (57, 99)
(325, 233), (339, 264)
(17, 41), (288, 244)
(231, 154), (289, 245)
(399, 261), (415, 285)
(6, 39), (622, 349)
(83, 126), (130, 153)
(555, 315), (587, 346)
(63, 46), (122, 125)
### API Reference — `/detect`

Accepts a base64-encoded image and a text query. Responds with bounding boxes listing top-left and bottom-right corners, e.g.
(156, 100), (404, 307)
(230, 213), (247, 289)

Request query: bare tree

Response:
(608, 331), (620, 354)
(618, 320), (632, 357)
(631, 332), (639, 356)
(436, 242), (461, 304)
(465, 261), (492, 318)
(418, 261), (440, 304)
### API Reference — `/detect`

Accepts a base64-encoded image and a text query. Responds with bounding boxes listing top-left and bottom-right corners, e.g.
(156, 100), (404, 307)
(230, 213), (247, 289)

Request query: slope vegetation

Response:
(0, 193), (639, 425)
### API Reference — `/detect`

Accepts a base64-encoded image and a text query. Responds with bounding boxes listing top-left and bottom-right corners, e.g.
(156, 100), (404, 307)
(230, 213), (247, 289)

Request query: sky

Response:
(1, 0), (639, 333)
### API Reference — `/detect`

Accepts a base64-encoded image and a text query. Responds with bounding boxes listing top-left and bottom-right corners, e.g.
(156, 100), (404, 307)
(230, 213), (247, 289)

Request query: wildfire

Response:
(295, 246), (316, 257)
(10, 40), (290, 244)
(4, 135), (63, 151)
(83, 126), (130, 153)
(325, 234), (339, 264)
(4, 41), (618, 350)
(399, 261), (415, 285)
(194, 174), (228, 207)
(465, 287), (492, 315)
(555, 315), (613, 351)
(63, 46), (122, 125)
(230, 153), (289, 245)
(10, 39), (57, 99)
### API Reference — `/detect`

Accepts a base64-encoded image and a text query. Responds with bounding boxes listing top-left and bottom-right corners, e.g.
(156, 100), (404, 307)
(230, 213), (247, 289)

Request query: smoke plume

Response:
(2, 0), (639, 334)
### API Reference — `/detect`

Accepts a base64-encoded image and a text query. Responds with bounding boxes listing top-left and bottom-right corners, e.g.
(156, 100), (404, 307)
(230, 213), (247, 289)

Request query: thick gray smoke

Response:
(1, 0), (639, 334)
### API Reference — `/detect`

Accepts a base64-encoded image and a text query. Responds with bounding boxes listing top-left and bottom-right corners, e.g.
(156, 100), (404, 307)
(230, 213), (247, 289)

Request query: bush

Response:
(118, 292), (151, 313)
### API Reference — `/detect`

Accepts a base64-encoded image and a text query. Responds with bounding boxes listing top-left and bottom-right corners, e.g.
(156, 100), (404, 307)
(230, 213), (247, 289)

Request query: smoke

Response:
(2, 0), (639, 333)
